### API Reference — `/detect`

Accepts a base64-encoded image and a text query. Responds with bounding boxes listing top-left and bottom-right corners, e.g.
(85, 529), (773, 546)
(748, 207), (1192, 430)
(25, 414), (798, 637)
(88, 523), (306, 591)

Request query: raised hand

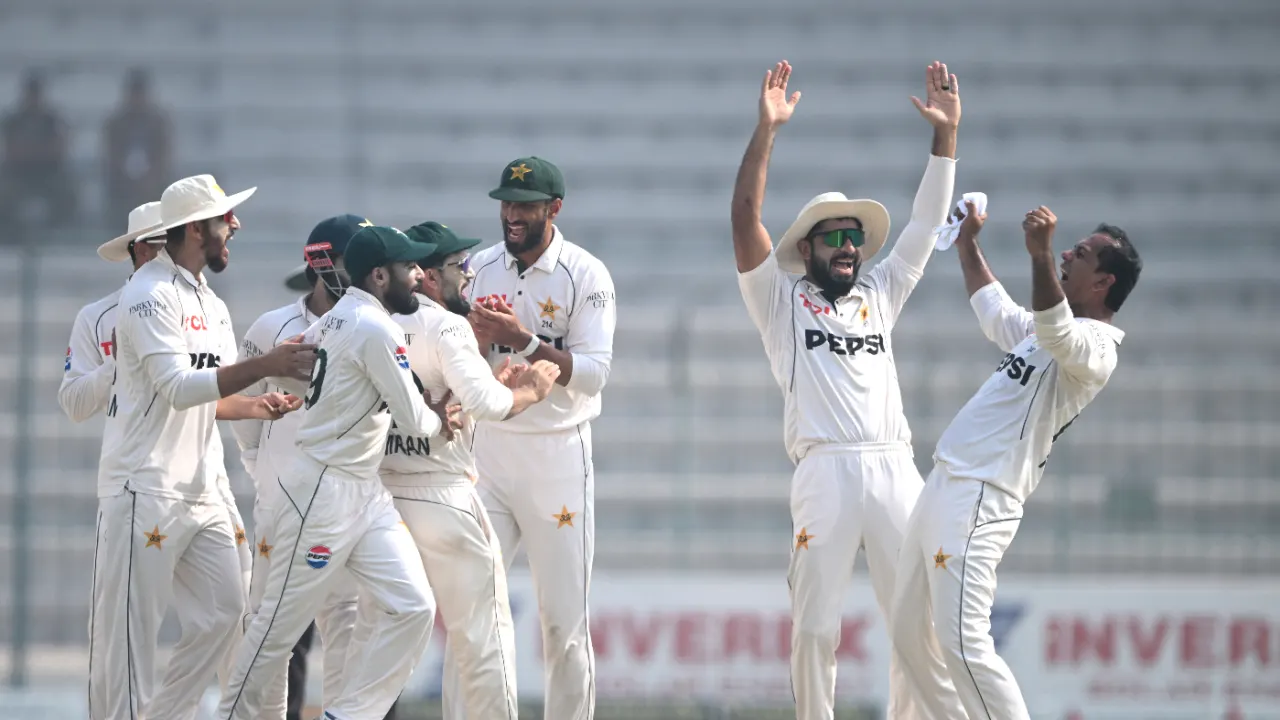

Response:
(911, 61), (960, 129)
(1022, 206), (1058, 256)
(760, 60), (801, 128)
(959, 199), (987, 241)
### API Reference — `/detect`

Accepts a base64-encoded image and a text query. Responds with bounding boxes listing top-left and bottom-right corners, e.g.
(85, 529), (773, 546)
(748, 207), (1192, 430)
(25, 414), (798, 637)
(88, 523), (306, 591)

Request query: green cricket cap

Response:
(343, 226), (438, 283)
(404, 221), (482, 266)
(488, 156), (565, 202)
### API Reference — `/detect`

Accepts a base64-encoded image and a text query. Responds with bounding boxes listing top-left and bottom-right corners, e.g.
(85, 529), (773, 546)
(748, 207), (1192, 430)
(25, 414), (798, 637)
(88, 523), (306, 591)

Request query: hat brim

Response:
(156, 187), (258, 234)
(776, 199), (891, 275)
(284, 263), (311, 291)
(488, 187), (556, 202)
(389, 240), (440, 265)
(96, 224), (168, 262)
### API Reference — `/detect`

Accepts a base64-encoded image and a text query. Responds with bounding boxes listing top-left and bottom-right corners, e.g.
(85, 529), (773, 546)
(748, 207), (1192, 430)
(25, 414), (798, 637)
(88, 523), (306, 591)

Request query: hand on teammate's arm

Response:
(505, 360), (561, 418)
(730, 60), (799, 274)
(1024, 207), (1067, 312)
(216, 392), (303, 421)
(954, 200), (998, 297)
(424, 390), (464, 442)
(217, 339), (317, 398)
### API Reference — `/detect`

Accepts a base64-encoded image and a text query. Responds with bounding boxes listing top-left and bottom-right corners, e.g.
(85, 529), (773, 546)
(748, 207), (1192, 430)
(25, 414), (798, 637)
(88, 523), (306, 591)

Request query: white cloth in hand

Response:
(933, 192), (988, 252)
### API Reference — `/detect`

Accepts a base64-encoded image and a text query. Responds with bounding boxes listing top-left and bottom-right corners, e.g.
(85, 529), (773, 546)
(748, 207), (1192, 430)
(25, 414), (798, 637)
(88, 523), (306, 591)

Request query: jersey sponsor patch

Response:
(394, 346), (410, 369)
(306, 545), (332, 569)
(64, 347), (71, 372)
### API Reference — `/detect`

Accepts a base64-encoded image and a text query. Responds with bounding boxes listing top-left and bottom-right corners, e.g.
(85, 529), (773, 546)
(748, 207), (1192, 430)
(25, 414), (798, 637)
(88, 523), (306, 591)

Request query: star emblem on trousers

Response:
(795, 527), (813, 550)
(553, 505), (576, 529)
(144, 525), (167, 550)
(234, 525), (247, 546)
(258, 536), (273, 559)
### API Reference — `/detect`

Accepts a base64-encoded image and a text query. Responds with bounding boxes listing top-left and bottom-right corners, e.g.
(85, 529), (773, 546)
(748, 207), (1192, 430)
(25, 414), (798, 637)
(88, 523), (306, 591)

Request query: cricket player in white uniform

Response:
(889, 207), (1142, 719)
(465, 156), (617, 720)
(383, 221), (560, 719)
(99, 175), (315, 720)
(730, 61), (960, 719)
(69, 200), (255, 714)
(231, 215), (373, 718)
(219, 225), (459, 720)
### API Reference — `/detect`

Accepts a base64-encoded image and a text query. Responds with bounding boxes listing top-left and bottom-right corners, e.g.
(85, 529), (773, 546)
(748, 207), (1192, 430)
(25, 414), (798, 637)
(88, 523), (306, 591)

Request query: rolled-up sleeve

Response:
(564, 262), (616, 397)
(123, 286), (221, 411)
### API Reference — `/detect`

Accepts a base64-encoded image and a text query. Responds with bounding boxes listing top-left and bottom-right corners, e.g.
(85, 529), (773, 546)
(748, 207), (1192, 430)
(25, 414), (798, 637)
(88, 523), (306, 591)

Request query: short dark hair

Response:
(1093, 223), (1141, 312)
(127, 240), (138, 265)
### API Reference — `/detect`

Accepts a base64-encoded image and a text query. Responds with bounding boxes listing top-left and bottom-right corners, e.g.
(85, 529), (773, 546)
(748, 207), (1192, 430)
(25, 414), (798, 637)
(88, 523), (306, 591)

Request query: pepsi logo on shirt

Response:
(306, 545), (332, 569)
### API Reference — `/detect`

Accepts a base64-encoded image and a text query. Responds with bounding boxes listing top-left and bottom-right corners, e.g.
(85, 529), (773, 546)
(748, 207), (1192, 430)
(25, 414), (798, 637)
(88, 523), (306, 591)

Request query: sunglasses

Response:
(809, 227), (866, 249)
(443, 255), (472, 274)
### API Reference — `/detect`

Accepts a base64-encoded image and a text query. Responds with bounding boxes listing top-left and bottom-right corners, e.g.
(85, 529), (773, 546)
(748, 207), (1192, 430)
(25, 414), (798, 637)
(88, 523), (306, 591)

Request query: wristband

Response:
(516, 334), (540, 358)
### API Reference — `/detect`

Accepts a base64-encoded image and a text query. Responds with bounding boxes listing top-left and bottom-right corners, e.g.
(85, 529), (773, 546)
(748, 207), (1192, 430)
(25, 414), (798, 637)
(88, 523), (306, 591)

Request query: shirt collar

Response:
(155, 248), (206, 289)
(295, 294), (321, 324)
(414, 292), (440, 312)
(343, 286), (388, 316)
(503, 224), (565, 274)
(801, 277), (864, 306)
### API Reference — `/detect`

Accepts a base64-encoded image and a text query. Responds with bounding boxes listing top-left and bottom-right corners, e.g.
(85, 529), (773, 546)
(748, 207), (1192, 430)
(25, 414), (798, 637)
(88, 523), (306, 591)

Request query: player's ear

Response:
(547, 198), (563, 220)
(798, 237), (813, 262)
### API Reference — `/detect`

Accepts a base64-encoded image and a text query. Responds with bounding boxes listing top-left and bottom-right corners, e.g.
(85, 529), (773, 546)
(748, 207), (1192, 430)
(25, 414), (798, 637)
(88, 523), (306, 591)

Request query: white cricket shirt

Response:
(60, 288), (121, 424)
(467, 226), (615, 435)
(380, 294), (515, 483)
(230, 296), (319, 508)
(291, 287), (443, 479)
(933, 283), (1124, 503)
(110, 250), (238, 501)
(738, 154), (956, 463)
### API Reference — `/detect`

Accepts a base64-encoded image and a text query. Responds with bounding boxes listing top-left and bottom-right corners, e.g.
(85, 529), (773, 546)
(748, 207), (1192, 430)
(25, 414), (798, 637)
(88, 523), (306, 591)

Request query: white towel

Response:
(933, 191), (988, 251)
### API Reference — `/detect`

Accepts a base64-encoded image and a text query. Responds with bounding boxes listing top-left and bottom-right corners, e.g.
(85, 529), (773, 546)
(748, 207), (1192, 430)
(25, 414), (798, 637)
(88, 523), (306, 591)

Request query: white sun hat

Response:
(776, 192), (892, 274)
(149, 174), (257, 236)
(97, 201), (167, 262)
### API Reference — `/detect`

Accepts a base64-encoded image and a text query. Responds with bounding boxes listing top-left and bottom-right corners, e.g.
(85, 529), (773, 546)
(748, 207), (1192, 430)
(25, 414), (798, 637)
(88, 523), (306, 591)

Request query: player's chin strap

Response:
(304, 242), (350, 298)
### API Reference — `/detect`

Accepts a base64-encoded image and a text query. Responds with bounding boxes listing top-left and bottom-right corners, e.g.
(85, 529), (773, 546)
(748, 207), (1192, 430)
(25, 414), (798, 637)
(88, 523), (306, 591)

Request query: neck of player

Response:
(514, 226), (554, 274)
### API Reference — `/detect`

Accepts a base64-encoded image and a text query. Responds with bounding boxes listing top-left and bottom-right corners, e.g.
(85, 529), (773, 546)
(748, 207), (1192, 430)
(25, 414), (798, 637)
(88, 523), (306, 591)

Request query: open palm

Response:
(760, 60), (801, 128)
(911, 61), (961, 128)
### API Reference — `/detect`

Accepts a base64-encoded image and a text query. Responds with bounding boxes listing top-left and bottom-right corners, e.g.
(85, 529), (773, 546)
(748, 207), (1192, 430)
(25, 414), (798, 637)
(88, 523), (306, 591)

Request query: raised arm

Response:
(730, 60), (800, 274)
(884, 61), (961, 276)
(954, 205), (1036, 352)
(58, 305), (115, 422)
(1024, 206), (1117, 384)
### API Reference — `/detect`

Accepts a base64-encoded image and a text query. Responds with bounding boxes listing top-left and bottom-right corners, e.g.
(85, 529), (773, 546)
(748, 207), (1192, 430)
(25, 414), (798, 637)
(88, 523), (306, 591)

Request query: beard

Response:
(810, 253), (860, 300)
(385, 280), (420, 316)
(206, 245), (228, 274)
(442, 284), (471, 317)
(503, 216), (548, 255)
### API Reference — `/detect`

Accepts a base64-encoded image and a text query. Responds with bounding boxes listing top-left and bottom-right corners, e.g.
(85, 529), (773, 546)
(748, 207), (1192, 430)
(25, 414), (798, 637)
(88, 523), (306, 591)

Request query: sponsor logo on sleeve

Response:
(394, 346), (410, 369)
(64, 347), (71, 372)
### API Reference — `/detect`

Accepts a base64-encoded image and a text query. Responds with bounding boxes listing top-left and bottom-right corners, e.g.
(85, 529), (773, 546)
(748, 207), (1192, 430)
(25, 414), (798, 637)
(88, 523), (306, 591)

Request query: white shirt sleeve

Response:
(863, 154), (956, 328)
(58, 305), (114, 422)
(969, 282), (1036, 353)
(229, 315), (273, 479)
(737, 250), (785, 336)
(122, 285), (222, 411)
(1033, 300), (1118, 386)
(360, 319), (442, 438)
(438, 317), (514, 421)
(564, 261), (616, 397)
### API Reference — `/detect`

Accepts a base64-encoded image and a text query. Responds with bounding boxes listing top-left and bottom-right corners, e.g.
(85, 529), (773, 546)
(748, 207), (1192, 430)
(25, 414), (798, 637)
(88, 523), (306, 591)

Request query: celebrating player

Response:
(462, 156), (616, 720)
(889, 206), (1141, 719)
(230, 215), (373, 718)
(376, 220), (559, 719)
(729, 60), (959, 719)
(98, 176), (313, 720)
(218, 225), (459, 720)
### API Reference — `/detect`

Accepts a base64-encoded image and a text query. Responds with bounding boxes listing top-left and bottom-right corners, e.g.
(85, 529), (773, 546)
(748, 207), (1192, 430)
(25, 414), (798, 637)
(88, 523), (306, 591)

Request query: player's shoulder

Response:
(555, 234), (611, 280)
(119, 262), (179, 306)
(246, 299), (308, 344)
(76, 287), (124, 324)
(471, 241), (505, 266)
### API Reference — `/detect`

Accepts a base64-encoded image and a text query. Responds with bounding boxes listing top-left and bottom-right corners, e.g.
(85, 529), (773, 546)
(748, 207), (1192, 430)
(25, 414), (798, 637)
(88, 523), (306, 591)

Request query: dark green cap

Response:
(488, 156), (565, 202)
(404, 221), (482, 266)
(343, 226), (438, 284)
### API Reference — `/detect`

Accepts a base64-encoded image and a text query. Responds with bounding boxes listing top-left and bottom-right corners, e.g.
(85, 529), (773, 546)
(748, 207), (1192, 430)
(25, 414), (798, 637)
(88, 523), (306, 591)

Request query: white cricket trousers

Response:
(218, 458), (435, 720)
(247, 498), (360, 719)
(219, 489), (254, 696)
(787, 443), (924, 720)
(890, 463), (1028, 720)
(88, 489), (246, 720)
(458, 421), (595, 720)
(382, 474), (518, 720)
